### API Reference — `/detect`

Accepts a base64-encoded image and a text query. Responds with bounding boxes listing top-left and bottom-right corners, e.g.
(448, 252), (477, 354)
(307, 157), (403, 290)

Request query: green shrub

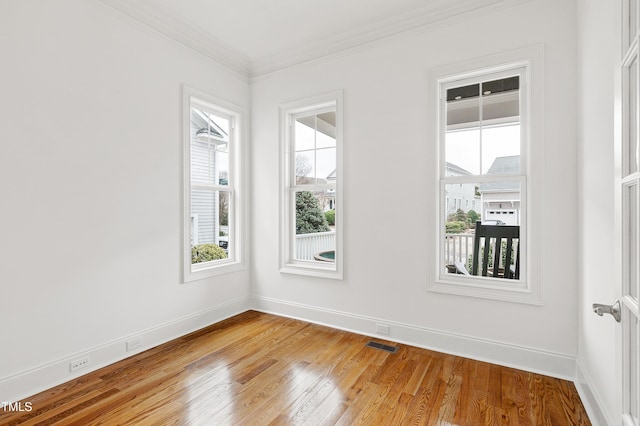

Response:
(467, 240), (518, 272)
(445, 221), (466, 234)
(325, 209), (335, 226)
(192, 243), (228, 264)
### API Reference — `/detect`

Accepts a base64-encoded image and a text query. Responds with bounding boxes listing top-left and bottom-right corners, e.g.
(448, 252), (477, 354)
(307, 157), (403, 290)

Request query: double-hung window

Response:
(183, 87), (243, 282)
(428, 48), (542, 304)
(280, 92), (343, 279)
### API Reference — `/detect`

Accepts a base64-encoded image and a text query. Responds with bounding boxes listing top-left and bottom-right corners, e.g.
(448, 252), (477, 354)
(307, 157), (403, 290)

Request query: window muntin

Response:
(184, 89), (243, 282)
(439, 68), (526, 287)
(281, 93), (342, 279)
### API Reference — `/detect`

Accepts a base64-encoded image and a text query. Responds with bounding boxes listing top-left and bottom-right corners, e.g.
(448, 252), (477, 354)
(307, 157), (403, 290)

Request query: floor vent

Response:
(365, 341), (398, 353)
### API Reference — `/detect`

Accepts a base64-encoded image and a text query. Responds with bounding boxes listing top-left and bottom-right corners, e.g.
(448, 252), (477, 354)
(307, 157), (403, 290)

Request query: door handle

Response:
(592, 300), (621, 323)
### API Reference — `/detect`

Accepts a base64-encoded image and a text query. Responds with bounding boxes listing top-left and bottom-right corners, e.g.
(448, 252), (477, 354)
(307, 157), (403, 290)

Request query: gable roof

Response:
(479, 155), (520, 192)
(445, 162), (472, 176)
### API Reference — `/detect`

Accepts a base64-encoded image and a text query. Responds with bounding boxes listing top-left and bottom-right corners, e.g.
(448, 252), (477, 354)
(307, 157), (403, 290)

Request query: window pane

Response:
(218, 190), (231, 254)
(446, 129), (481, 175)
(316, 111), (337, 148)
(316, 148), (336, 182)
(481, 77), (519, 120)
(630, 0), (638, 48)
(294, 191), (335, 262)
(443, 181), (521, 279)
(628, 56), (639, 175)
(295, 151), (315, 185)
(216, 147), (229, 186)
(191, 189), (230, 264)
(191, 107), (230, 186)
(481, 77), (520, 174)
(295, 112), (337, 184)
(446, 77), (520, 176)
(446, 84), (480, 127)
(628, 183), (639, 301)
(295, 120), (315, 151)
(191, 189), (214, 247)
(482, 125), (521, 175)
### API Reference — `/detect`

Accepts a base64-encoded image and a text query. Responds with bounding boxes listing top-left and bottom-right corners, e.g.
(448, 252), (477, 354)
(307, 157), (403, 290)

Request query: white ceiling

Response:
(99, 0), (526, 77)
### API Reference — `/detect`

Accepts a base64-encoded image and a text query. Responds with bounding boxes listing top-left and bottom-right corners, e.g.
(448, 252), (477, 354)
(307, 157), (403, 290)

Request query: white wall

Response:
(3, 0), (609, 413)
(577, 1), (618, 424)
(252, 0), (579, 375)
(0, 0), (250, 400)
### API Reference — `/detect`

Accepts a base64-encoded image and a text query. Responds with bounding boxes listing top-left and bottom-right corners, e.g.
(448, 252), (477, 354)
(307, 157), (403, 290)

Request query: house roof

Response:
(486, 155), (519, 174)
(445, 162), (472, 176)
(479, 155), (520, 192)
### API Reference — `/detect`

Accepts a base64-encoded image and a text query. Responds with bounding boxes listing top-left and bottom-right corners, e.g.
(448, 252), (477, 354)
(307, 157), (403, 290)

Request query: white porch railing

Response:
(444, 233), (474, 269)
(296, 231), (336, 260)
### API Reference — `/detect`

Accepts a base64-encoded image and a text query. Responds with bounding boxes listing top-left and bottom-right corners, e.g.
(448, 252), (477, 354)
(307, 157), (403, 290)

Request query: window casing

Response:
(183, 87), (244, 282)
(280, 92), (343, 279)
(427, 47), (542, 304)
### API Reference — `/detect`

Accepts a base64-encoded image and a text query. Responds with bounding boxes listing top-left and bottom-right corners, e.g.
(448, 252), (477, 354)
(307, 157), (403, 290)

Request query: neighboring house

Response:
(444, 162), (479, 216)
(478, 155), (520, 225)
(190, 109), (229, 247)
(324, 168), (336, 211)
(295, 174), (335, 212)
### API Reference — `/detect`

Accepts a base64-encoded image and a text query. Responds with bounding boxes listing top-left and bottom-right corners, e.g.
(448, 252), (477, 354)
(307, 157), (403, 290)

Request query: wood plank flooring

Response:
(0, 311), (591, 425)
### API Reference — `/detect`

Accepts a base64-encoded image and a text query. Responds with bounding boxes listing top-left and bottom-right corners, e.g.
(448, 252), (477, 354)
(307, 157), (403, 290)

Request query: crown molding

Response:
(250, 0), (532, 78)
(98, 0), (531, 80)
(98, 0), (251, 77)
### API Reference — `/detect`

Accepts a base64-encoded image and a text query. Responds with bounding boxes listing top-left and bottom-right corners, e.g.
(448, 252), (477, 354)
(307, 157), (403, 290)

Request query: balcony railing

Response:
(296, 231), (336, 261)
(444, 233), (474, 270)
(444, 231), (520, 277)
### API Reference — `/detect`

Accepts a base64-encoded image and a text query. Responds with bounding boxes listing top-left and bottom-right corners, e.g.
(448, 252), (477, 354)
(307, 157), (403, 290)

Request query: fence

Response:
(444, 233), (474, 268)
(295, 231), (336, 261)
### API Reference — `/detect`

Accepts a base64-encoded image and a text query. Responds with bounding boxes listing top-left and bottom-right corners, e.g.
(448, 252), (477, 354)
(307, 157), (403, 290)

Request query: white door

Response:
(613, 1), (640, 424)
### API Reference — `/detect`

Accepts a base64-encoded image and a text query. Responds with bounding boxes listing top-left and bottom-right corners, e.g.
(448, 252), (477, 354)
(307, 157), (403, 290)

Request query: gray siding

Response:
(191, 125), (217, 246)
(192, 189), (216, 245)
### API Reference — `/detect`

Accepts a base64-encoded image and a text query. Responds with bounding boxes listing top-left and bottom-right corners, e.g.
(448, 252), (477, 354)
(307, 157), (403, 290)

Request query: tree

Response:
(218, 171), (229, 227)
(467, 209), (479, 224)
(219, 191), (229, 227)
(296, 155), (312, 180)
(296, 191), (330, 234)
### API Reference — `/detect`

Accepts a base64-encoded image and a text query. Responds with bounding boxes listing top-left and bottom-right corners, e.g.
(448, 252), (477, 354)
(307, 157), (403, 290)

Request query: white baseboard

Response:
(2, 294), (583, 409)
(575, 360), (613, 426)
(252, 295), (577, 380)
(0, 296), (251, 403)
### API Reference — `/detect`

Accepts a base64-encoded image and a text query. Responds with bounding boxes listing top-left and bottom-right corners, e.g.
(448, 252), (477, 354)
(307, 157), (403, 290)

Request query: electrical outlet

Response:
(69, 357), (90, 372)
(126, 337), (143, 352)
(376, 324), (390, 335)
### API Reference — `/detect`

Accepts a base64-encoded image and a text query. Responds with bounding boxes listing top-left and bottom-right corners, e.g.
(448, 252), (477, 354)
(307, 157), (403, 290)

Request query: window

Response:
(280, 92), (343, 279)
(183, 87), (244, 282)
(427, 47), (542, 304)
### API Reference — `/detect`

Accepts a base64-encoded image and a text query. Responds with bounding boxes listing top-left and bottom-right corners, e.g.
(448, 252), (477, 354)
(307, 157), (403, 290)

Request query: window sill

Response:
(428, 275), (542, 305)
(280, 262), (343, 280)
(183, 259), (245, 283)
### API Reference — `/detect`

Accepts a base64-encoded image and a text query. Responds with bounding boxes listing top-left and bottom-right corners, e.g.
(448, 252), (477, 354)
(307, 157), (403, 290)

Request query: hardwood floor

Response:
(0, 311), (591, 425)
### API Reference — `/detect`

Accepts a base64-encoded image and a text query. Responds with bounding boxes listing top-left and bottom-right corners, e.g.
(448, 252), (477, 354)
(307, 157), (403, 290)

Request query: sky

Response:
(445, 123), (520, 175)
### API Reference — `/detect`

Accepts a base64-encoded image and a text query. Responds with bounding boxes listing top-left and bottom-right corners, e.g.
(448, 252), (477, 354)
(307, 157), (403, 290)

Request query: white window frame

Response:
(426, 46), (543, 305)
(183, 86), (245, 283)
(280, 91), (344, 279)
